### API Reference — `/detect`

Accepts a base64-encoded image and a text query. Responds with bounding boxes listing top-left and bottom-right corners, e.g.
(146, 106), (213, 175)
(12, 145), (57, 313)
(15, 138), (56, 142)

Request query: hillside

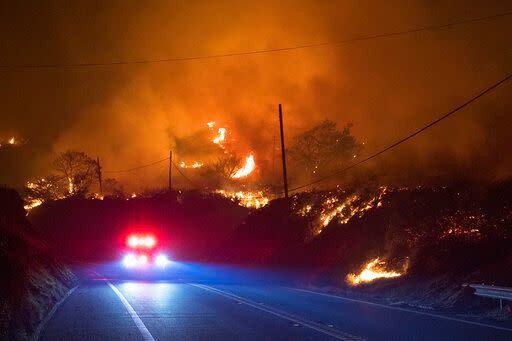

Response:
(0, 188), (76, 340)
(212, 182), (512, 314)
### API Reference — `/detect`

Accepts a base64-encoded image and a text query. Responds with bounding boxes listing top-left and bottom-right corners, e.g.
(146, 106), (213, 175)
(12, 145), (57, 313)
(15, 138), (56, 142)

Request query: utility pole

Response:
(278, 104), (289, 199)
(168, 149), (172, 192)
(96, 157), (103, 195)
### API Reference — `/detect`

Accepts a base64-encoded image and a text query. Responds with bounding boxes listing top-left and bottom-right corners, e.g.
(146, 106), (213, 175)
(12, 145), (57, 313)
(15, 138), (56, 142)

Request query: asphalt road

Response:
(40, 278), (512, 340)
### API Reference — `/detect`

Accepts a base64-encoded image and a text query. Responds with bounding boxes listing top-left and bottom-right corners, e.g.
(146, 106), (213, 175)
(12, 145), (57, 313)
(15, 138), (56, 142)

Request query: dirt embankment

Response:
(0, 188), (76, 340)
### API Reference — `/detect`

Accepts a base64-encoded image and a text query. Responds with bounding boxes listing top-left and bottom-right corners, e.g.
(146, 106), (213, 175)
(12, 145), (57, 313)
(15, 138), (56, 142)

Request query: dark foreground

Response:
(39, 267), (512, 341)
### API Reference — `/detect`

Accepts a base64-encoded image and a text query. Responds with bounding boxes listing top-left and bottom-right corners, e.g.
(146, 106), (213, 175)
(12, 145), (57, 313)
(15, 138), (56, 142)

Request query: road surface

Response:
(40, 279), (512, 340)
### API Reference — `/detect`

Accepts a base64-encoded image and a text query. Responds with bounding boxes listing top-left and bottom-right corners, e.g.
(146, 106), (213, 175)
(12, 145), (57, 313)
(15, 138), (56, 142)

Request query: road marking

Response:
(289, 287), (512, 332)
(108, 282), (156, 341)
(190, 283), (365, 341)
(33, 286), (78, 341)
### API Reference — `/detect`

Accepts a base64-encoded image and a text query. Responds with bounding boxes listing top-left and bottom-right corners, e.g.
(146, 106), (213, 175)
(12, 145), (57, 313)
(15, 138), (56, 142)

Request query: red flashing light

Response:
(127, 234), (156, 249)
(144, 236), (155, 248)
(128, 236), (139, 248)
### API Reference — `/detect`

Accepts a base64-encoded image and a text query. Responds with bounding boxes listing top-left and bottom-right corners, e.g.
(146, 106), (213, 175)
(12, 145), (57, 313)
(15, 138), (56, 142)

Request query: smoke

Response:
(1, 1), (511, 190)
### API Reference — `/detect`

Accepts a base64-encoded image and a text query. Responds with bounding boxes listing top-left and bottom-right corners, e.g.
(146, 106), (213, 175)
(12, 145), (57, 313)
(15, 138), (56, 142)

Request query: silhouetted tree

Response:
(52, 151), (97, 196)
(103, 178), (125, 198)
(289, 120), (362, 177)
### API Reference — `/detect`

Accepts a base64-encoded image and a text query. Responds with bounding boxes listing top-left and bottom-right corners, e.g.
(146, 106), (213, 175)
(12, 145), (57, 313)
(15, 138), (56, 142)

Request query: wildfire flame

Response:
(232, 154), (256, 179)
(215, 190), (269, 209)
(24, 199), (42, 212)
(346, 258), (402, 286)
(213, 127), (226, 146)
(67, 178), (74, 194)
(23, 178), (65, 213)
(207, 121), (216, 129)
(8, 137), (15, 145)
(180, 161), (203, 168)
(318, 187), (387, 233)
(320, 195), (359, 228)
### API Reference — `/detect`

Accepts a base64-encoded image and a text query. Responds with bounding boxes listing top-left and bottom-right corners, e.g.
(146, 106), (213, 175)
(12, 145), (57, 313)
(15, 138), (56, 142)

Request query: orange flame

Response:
(67, 178), (74, 194)
(232, 154), (255, 179)
(180, 161), (203, 168)
(24, 199), (42, 212)
(213, 127), (226, 146)
(346, 258), (402, 286)
(215, 190), (269, 208)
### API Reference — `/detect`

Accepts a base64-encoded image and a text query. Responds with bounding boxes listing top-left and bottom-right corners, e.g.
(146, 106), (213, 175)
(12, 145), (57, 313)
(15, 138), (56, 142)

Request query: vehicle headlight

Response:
(138, 254), (148, 265)
(123, 254), (137, 267)
(155, 254), (169, 267)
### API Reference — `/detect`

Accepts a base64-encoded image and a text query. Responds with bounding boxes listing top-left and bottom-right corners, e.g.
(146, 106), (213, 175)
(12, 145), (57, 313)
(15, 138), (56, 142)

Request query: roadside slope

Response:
(0, 188), (76, 340)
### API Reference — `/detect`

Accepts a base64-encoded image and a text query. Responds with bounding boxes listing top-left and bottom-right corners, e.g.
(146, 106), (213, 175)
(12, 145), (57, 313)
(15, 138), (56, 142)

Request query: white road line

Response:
(107, 282), (156, 341)
(190, 283), (365, 341)
(289, 287), (512, 333)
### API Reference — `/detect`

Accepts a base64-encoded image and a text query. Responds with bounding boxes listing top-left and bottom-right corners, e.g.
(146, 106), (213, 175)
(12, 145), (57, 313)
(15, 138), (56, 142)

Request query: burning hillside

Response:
(292, 186), (388, 236)
(215, 190), (269, 209)
(213, 181), (512, 309)
(175, 122), (258, 182)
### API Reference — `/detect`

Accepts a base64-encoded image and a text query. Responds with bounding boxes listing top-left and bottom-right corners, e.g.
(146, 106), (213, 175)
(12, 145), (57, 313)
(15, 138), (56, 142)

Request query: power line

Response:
(287, 72), (512, 193)
(103, 157), (169, 173)
(171, 160), (203, 188)
(102, 156), (203, 188)
(2, 11), (511, 70)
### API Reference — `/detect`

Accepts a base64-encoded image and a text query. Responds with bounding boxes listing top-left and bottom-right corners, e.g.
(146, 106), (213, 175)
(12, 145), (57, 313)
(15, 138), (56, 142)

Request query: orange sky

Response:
(1, 1), (511, 190)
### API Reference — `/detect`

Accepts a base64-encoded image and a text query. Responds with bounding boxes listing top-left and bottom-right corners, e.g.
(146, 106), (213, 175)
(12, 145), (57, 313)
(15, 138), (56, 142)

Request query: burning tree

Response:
(289, 120), (362, 178)
(52, 151), (97, 196)
(210, 154), (243, 181)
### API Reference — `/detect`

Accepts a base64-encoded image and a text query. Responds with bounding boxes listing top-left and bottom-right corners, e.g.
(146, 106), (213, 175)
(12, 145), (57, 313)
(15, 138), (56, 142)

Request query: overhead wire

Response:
(286, 73), (512, 193)
(1, 11), (511, 69)
(171, 160), (203, 188)
(103, 157), (169, 173)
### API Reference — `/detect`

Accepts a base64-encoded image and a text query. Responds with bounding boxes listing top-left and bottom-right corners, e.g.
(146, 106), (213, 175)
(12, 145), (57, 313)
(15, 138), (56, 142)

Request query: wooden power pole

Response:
(96, 157), (103, 195)
(278, 104), (289, 199)
(168, 149), (172, 191)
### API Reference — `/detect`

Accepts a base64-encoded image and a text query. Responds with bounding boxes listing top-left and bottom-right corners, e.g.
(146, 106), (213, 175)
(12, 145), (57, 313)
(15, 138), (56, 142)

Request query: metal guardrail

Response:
(465, 284), (512, 309)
